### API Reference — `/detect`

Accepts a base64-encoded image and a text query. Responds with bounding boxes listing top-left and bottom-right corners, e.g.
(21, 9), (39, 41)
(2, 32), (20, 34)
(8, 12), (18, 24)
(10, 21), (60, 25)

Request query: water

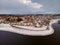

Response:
(0, 23), (60, 45)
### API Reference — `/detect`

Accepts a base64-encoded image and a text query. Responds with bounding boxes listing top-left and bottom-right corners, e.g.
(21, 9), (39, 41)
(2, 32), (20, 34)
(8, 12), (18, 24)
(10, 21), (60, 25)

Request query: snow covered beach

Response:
(0, 19), (60, 36)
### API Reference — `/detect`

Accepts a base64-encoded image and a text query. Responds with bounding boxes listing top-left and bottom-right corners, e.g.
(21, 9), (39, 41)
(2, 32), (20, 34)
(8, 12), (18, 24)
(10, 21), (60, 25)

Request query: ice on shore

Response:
(0, 19), (60, 36)
(11, 25), (47, 31)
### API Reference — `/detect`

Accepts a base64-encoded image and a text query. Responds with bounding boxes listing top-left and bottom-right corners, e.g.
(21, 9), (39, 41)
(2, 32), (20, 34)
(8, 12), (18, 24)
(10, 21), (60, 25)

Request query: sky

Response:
(0, 0), (60, 14)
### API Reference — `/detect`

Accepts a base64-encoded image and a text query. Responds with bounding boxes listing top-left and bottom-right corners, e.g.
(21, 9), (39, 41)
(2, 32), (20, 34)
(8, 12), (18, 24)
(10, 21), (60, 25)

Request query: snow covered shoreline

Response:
(0, 19), (60, 36)
(11, 25), (47, 31)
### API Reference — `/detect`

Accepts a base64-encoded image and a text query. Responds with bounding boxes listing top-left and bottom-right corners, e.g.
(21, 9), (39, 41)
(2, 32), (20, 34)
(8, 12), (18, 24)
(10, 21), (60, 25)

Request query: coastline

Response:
(0, 19), (60, 36)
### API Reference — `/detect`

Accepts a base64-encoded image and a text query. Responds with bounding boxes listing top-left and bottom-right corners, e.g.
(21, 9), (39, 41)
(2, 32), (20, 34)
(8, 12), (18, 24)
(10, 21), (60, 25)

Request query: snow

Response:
(11, 25), (47, 31)
(0, 19), (60, 36)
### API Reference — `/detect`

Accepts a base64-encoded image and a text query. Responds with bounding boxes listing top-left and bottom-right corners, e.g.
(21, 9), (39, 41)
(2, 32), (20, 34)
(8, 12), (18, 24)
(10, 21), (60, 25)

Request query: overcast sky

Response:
(0, 0), (60, 14)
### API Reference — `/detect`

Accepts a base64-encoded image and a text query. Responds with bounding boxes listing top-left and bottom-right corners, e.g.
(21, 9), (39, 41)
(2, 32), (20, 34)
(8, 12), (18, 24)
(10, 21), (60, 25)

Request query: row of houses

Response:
(0, 15), (60, 27)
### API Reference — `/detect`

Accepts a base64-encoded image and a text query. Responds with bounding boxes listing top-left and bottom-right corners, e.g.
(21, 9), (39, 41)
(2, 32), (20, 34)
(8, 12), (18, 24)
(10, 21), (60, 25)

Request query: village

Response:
(0, 14), (60, 28)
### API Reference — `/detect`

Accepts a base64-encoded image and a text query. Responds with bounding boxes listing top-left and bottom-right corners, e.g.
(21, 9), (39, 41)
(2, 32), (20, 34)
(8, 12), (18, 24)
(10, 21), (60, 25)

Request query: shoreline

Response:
(0, 19), (60, 36)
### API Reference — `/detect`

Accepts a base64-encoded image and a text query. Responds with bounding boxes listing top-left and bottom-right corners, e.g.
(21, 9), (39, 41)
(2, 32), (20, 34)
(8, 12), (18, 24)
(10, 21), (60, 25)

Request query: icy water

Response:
(0, 23), (60, 45)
